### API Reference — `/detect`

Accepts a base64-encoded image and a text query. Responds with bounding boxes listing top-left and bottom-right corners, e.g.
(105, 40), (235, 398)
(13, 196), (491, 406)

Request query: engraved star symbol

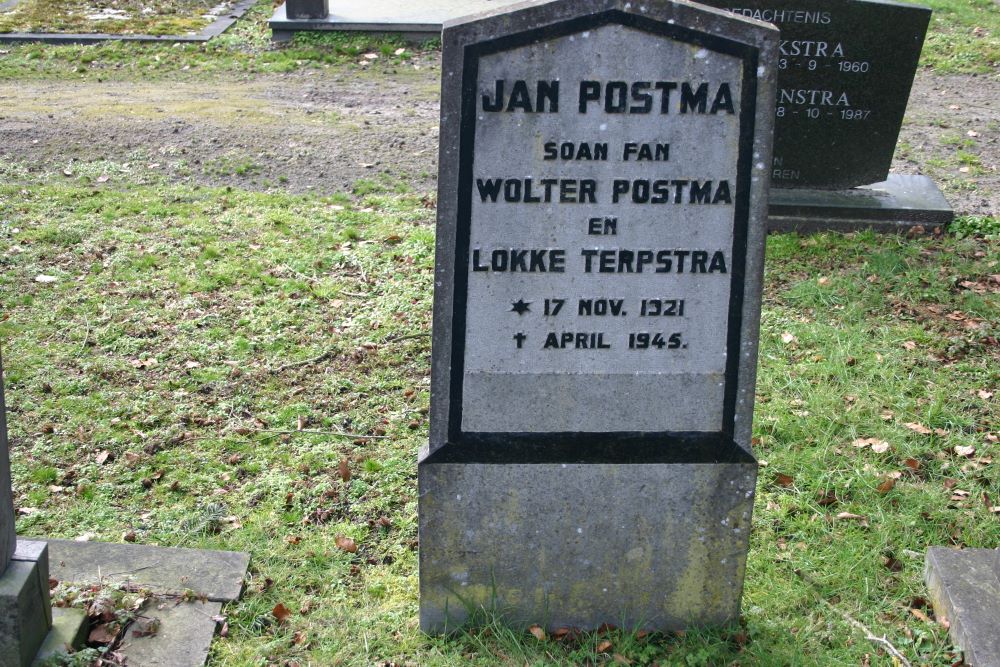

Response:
(510, 299), (531, 315)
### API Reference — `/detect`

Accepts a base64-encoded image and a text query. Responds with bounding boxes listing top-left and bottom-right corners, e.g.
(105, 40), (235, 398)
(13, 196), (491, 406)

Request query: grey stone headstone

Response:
(1, 351), (16, 575)
(698, 0), (930, 190)
(925, 547), (1000, 667)
(421, 0), (776, 632)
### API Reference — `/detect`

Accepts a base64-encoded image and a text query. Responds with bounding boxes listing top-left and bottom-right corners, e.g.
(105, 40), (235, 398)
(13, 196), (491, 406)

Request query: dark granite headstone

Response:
(699, 0), (930, 191)
(285, 0), (329, 20)
(419, 0), (777, 632)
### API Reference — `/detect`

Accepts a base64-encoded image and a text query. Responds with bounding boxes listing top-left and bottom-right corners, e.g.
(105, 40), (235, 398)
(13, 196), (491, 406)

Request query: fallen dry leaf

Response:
(835, 512), (869, 527)
(335, 535), (358, 553)
(902, 340), (917, 350)
(872, 441), (890, 454)
(955, 445), (976, 458)
(781, 332), (796, 344)
(904, 422), (932, 435)
(528, 624), (546, 641)
(613, 654), (633, 665)
(338, 457), (351, 483)
(596, 640), (613, 653)
(272, 603), (292, 625)
(876, 478), (896, 494)
(774, 473), (794, 487)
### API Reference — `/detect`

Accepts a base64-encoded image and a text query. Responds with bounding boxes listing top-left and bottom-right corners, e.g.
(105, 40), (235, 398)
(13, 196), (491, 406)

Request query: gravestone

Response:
(419, 0), (777, 632)
(0, 351), (54, 666)
(698, 0), (953, 230)
(701, 0), (928, 190)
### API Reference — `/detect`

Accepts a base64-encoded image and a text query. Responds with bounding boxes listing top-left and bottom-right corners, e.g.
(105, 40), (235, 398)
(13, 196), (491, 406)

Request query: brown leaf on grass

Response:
(774, 473), (794, 487)
(909, 607), (931, 623)
(613, 654), (633, 665)
(876, 478), (897, 494)
(954, 445), (976, 458)
(881, 554), (903, 572)
(836, 512), (869, 527)
(552, 627), (571, 640)
(596, 640), (613, 653)
(902, 341), (917, 350)
(979, 389), (994, 400)
(853, 438), (889, 452)
(284, 535), (301, 545)
(904, 422), (932, 435)
(292, 630), (308, 645)
(817, 489), (839, 506)
(338, 458), (351, 482)
(271, 603), (292, 625)
(95, 450), (111, 465)
(943, 478), (959, 490)
(903, 458), (922, 471)
(780, 332), (796, 345)
(528, 624), (546, 641)
(335, 535), (358, 553)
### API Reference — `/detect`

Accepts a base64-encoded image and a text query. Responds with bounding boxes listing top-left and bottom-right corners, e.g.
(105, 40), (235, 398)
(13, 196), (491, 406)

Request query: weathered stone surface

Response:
(925, 547), (1000, 667)
(118, 599), (223, 667)
(0, 542), (52, 667)
(46, 540), (249, 602)
(699, 0), (930, 190)
(768, 174), (954, 233)
(421, 0), (775, 632)
(421, 458), (757, 631)
(33, 607), (88, 664)
(0, 351), (16, 574)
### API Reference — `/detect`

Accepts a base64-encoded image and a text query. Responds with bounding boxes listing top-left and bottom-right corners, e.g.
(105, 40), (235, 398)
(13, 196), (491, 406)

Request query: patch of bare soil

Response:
(896, 71), (1000, 217)
(0, 61), (996, 216)
(0, 59), (442, 194)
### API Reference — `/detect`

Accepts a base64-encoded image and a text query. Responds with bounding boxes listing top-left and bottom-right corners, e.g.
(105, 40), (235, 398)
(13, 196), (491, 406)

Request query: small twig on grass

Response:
(338, 290), (370, 298)
(381, 332), (431, 344)
(794, 568), (912, 666)
(270, 349), (337, 373)
(816, 596), (912, 667)
(255, 428), (390, 439)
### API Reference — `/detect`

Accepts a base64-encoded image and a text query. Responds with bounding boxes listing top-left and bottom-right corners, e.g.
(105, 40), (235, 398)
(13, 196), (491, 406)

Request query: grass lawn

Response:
(2, 179), (998, 666)
(0, 0), (998, 665)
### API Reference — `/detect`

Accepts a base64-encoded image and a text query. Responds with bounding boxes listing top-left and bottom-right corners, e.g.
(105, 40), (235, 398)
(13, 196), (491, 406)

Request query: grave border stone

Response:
(420, 0), (777, 632)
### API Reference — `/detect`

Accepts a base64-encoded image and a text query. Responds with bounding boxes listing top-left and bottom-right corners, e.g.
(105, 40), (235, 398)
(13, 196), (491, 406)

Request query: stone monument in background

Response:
(419, 0), (777, 632)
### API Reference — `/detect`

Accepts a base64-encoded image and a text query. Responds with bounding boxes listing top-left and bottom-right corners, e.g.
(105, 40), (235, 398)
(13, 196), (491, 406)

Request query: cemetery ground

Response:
(0, 1), (998, 665)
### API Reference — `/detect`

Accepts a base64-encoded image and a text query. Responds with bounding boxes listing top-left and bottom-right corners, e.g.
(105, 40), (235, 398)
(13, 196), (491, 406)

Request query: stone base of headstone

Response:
(419, 441), (757, 632)
(33, 607), (89, 664)
(767, 175), (953, 234)
(925, 547), (1000, 667)
(268, 0), (523, 42)
(1, 541), (53, 667)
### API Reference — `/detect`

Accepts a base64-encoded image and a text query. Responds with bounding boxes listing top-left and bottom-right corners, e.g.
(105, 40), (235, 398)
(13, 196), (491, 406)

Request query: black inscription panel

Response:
(700, 0), (930, 189)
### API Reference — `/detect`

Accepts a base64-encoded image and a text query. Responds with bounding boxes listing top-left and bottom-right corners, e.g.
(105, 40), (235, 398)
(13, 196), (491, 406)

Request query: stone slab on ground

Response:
(118, 599), (223, 667)
(269, 0), (524, 41)
(1, 541), (52, 667)
(768, 174), (954, 233)
(33, 607), (89, 665)
(46, 539), (249, 602)
(926, 547), (1000, 667)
